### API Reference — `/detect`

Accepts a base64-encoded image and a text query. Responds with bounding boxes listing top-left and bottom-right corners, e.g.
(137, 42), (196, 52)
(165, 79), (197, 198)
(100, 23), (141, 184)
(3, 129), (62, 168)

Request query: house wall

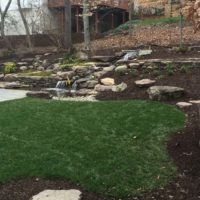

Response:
(4, 0), (58, 36)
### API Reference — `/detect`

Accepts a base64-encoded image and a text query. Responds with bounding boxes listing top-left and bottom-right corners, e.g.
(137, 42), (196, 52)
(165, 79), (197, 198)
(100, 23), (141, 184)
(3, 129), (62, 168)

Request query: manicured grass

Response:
(0, 99), (185, 197)
(108, 17), (182, 34)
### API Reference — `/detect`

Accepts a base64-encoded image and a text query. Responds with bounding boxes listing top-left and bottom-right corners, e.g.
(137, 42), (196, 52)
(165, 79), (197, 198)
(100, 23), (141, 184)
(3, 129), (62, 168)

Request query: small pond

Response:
(0, 89), (27, 102)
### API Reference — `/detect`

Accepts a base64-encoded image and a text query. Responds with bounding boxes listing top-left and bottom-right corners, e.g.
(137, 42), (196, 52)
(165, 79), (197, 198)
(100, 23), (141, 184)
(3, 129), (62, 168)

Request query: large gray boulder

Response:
(147, 86), (185, 101)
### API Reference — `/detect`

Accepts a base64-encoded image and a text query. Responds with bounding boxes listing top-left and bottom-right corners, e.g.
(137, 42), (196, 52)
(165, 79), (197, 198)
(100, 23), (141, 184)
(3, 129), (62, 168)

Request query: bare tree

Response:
(64, 0), (72, 51)
(83, 0), (91, 51)
(128, 0), (134, 36)
(17, 0), (32, 49)
(0, 0), (13, 49)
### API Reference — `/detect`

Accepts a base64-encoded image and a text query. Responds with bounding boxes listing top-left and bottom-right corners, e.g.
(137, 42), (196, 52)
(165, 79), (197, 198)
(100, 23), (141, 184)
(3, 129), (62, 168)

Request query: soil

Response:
(0, 51), (200, 200)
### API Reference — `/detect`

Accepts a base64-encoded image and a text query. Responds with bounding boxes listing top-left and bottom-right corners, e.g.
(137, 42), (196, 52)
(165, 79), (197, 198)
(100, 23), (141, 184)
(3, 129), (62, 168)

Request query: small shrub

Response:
(166, 63), (175, 76)
(62, 54), (81, 65)
(4, 62), (16, 74)
(180, 65), (190, 73)
(156, 75), (165, 80)
(152, 69), (161, 77)
(130, 69), (139, 77)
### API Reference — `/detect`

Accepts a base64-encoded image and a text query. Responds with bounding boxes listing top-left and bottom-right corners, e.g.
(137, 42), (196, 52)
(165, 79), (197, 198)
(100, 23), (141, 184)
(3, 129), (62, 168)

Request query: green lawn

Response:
(108, 17), (182, 34)
(0, 99), (185, 197)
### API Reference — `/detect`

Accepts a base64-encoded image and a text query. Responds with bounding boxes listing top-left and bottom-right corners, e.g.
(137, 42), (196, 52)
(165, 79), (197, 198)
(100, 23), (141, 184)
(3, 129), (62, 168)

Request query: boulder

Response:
(91, 55), (115, 62)
(87, 80), (98, 88)
(147, 86), (185, 101)
(4, 74), (18, 82)
(17, 62), (28, 66)
(129, 63), (140, 68)
(37, 66), (45, 71)
(0, 74), (4, 81)
(103, 65), (115, 72)
(76, 78), (90, 84)
(112, 82), (127, 92)
(76, 89), (98, 96)
(4, 82), (29, 89)
(95, 84), (113, 92)
(75, 51), (89, 61)
(31, 189), (82, 200)
(72, 66), (90, 77)
(176, 102), (192, 108)
(100, 78), (115, 86)
(115, 65), (128, 73)
(93, 71), (107, 78)
(21, 58), (34, 62)
(26, 91), (52, 99)
(138, 49), (153, 56)
(20, 66), (28, 71)
(57, 71), (75, 79)
(28, 65), (34, 69)
(135, 79), (156, 87)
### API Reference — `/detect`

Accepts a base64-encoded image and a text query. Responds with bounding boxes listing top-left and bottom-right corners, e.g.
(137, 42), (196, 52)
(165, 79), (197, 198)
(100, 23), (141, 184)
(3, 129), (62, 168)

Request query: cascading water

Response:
(56, 81), (66, 89)
(70, 80), (78, 96)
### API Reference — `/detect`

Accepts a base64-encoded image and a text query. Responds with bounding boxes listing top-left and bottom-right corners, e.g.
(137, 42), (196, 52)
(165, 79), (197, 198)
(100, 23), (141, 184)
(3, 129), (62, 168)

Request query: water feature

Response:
(53, 79), (78, 98)
(71, 80), (78, 96)
(0, 89), (27, 102)
(56, 81), (66, 89)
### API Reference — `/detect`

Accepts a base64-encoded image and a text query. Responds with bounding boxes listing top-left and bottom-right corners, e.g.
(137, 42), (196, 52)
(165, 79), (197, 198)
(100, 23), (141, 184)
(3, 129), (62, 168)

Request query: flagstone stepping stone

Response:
(147, 86), (185, 101)
(31, 189), (82, 200)
(176, 102), (193, 108)
(135, 79), (156, 87)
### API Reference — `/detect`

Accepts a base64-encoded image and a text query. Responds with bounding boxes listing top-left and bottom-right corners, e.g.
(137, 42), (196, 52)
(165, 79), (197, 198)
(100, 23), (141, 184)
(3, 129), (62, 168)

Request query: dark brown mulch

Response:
(0, 61), (200, 200)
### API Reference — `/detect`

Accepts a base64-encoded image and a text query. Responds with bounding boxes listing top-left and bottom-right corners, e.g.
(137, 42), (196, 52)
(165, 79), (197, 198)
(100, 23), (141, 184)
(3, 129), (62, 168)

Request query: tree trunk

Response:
(128, 0), (134, 36)
(0, 0), (13, 50)
(64, 0), (72, 51)
(83, 0), (91, 51)
(17, 0), (33, 50)
(129, 0), (134, 20)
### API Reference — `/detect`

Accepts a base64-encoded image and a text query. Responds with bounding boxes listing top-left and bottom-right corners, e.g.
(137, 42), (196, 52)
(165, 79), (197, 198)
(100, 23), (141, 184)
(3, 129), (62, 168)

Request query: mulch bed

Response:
(0, 53), (200, 200)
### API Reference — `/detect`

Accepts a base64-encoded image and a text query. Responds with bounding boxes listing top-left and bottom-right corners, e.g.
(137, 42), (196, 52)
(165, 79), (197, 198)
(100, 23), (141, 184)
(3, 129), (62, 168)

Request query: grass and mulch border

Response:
(0, 98), (185, 200)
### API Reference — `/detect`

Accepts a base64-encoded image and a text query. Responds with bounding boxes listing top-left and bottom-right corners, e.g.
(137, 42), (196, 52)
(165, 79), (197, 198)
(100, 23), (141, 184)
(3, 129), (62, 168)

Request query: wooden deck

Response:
(48, 0), (129, 10)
